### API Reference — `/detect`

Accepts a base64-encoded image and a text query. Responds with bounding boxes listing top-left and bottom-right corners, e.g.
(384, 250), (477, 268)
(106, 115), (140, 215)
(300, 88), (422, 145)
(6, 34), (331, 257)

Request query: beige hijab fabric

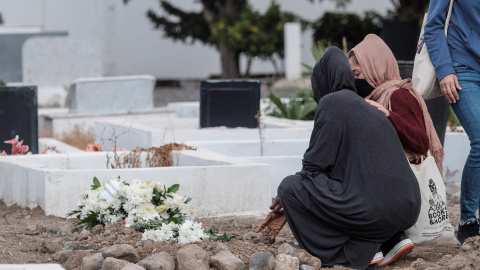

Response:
(350, 34), (444, 172)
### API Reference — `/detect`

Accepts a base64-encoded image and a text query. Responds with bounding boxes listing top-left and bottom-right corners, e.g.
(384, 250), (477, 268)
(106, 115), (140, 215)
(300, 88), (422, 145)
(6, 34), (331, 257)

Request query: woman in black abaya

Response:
(256, 47), (421, 270)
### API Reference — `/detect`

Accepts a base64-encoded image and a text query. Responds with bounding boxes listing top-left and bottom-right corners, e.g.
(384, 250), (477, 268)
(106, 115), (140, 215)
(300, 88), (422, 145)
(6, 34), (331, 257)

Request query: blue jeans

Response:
(451, 62), (480, 223)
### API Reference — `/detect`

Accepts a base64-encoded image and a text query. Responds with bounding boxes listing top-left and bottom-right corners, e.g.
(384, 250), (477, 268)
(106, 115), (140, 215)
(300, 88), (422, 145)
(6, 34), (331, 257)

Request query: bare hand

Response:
(270, 196), (283, 213)
(365, 99), (390, 117)
(255, 211), (287, 243)
(439, 74), (462, 103)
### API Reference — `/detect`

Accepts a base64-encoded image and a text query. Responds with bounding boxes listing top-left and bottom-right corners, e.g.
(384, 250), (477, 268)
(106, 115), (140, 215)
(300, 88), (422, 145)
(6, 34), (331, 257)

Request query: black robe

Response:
(277, 47), (421, 269)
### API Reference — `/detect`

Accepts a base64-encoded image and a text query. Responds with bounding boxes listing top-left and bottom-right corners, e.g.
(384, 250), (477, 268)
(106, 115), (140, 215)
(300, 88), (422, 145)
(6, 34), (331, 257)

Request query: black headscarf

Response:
(311, 47), (356, 103)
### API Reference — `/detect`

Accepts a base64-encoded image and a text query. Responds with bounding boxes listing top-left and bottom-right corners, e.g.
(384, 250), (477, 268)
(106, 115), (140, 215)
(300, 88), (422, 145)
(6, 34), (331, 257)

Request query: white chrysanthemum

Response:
(168, 221), (178, 230)
(99, 201), (110, 211)
(179, 203), (194, 217)
(123, 201), (135, 212)
(138, 202), (157, 215)
(142, 229), (157, 241)
(172, 194), (186, 206)
(107, 214), (123, 225)
(145, 180), (157, 189)
(159, 211), (170, 220)
(178, 229), (191, 245)
(112, 199), (123, 211)
(192, 222), (203, 231)
(128, 195), (144, 205)
(189, 229), (203, 243)
(164, 197), (176, 209)
(157, 223), (174, 241)
(181, 220), (193, 230)
(140, 191), (154, 202)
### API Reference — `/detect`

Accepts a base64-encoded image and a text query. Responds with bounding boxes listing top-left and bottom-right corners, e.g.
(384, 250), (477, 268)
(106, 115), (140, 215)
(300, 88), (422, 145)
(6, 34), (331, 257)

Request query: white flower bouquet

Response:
(66, 177), (127, 229)
(67, 177), (208, 244)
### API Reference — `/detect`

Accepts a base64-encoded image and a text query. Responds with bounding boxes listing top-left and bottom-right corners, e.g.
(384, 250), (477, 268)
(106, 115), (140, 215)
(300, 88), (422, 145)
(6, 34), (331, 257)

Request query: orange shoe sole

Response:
(370, 252), (384, 265)
(377, 242), (414, 267)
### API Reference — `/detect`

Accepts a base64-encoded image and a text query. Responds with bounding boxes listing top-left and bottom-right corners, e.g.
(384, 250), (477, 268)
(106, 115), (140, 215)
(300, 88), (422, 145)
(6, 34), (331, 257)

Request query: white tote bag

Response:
(412, 0), (454, 100)
(405, 152), (455, 245)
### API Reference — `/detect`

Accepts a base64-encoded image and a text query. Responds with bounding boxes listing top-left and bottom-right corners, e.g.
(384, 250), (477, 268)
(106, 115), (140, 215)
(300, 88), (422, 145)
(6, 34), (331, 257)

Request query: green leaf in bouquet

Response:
(65, 210), (81, 219)
(153, 188), (161, 200)
(185, 197), (192, 203)
(204, 230), (238, 242)
(91, 177), (101, 190)
(75, 211), (103, 230)
(167, 217), (179, 224)
(167, 184), (180, 194)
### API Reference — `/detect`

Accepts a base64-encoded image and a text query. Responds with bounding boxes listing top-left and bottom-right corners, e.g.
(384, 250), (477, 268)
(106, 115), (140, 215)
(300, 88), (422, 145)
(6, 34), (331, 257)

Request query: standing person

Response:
(347, 34), (445, 265)
(255, 47), (421, 270)
(424, 0), (480, 246)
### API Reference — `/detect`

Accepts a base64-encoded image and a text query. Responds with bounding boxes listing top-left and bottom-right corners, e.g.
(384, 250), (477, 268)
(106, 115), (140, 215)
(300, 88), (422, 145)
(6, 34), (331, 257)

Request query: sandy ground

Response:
(0, 184), (478, 270)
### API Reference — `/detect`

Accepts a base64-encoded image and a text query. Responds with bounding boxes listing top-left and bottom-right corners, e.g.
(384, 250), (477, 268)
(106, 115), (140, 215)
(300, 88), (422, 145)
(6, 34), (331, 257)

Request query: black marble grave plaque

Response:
(200, 80), (260, 128)
(0, 86), (38, 154)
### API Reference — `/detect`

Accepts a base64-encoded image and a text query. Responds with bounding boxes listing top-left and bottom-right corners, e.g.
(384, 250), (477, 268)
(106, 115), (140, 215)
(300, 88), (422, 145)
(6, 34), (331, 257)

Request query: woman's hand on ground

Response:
(255, 211), (287, 243)
(439, 74), (462, 103)
(270, 196), (283, 213)
(365, 99), (390, 117)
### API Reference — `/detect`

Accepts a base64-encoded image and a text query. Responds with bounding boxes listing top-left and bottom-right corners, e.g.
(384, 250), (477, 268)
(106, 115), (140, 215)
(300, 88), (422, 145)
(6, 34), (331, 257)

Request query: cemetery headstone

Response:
(200, 80), (260, 128)
(66, 75), (155, 114)
(0, 30), (67, 83)
(22, 37), (102, 107)
(22, 37), (102, 87)
(0, 86), (38, 154)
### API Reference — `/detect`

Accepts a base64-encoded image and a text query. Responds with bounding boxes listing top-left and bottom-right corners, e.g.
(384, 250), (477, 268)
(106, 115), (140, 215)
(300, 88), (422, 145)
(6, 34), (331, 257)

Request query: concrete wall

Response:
(0, 0), (393, 79)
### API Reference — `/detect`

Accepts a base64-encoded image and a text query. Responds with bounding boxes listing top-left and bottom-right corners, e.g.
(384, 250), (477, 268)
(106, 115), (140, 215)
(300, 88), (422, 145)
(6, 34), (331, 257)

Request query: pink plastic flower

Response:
(85, 143), (102, 152)
(3, 135), (30, 155)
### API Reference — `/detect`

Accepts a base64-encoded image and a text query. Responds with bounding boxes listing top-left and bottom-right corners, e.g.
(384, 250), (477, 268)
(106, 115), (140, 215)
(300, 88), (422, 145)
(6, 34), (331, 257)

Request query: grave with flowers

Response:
(0, 146), (271, 219)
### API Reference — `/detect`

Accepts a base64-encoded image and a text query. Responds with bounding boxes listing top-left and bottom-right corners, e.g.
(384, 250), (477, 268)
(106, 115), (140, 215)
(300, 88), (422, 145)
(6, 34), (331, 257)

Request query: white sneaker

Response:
(370, 250), (384, 265)
(377, 233), (414, 267)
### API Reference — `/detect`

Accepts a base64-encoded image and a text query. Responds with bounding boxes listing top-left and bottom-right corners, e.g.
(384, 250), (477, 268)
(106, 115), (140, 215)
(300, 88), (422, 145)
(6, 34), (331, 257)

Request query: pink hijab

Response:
(350, 34), (444, 172)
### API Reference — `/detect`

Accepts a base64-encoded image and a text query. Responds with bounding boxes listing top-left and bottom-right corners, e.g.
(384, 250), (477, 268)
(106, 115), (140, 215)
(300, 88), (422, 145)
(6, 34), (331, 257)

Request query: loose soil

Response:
(0, 184), (477, 270)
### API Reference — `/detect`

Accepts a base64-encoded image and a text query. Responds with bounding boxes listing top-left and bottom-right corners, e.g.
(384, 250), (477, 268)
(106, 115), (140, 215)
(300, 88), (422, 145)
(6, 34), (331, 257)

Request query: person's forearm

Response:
(424, 0), (455, 81)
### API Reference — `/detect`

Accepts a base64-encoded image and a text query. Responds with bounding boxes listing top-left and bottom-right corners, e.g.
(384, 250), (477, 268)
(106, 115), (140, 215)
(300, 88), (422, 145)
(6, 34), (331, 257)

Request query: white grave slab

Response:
(188, 139), (308, 197)
(66, 75), (155, 114)
(0, 151), (271, 217)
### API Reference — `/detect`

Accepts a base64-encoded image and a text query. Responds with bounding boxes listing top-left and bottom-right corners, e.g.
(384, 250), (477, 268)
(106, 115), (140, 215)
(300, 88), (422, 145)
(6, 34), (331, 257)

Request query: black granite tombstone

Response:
(398, 61), (449, 146)
(382, 20), (420, 61)
(200, 80), (260, 128)
(0, 86), (38, 154)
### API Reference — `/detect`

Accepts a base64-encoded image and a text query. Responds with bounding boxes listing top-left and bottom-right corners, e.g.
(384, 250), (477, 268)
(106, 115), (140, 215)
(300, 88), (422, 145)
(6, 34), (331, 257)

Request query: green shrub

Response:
(267, 90), (317, 120)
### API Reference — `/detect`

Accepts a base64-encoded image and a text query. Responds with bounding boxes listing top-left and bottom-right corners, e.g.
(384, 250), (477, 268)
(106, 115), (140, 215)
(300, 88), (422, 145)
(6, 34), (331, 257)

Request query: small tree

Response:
(210, 2), (304, 76)
(124, 0), (345, 78)
(389, 0), (429, 22)
(312, 11), (383, 50)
